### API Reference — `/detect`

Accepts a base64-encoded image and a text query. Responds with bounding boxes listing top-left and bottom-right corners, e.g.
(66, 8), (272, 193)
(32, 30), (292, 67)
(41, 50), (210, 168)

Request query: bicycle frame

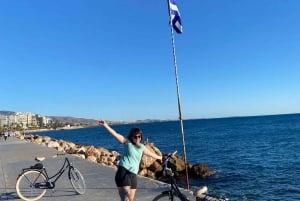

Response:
(158, 153), (226, 201)
(161, 151), (189, 201)
(164, 176), (189, 201)
(20, 157), (73, 190)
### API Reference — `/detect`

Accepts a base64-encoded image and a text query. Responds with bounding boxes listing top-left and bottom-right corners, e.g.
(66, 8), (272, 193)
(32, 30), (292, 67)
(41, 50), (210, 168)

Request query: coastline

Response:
(10, 131), (223, 201)
(0, 137), (202, 201)
(14, 130), (216, 180)
(27, 125), (87, 133)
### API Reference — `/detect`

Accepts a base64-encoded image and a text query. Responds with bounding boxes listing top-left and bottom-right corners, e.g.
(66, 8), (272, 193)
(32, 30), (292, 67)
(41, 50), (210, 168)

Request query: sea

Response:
(34, 113), (300, 201)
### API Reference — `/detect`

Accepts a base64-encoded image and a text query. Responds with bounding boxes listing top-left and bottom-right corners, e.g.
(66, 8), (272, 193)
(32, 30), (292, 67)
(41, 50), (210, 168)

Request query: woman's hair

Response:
(127, 127), (143, 145)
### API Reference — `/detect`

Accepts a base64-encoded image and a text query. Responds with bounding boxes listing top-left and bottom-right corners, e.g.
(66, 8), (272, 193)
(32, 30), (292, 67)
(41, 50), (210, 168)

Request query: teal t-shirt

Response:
(119, 141), (145, 174)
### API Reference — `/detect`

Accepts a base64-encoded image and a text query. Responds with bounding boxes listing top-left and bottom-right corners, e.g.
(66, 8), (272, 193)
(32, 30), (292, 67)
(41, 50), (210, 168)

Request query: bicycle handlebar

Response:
(163, 150), (177, 164)
(162, 151), (177, 176)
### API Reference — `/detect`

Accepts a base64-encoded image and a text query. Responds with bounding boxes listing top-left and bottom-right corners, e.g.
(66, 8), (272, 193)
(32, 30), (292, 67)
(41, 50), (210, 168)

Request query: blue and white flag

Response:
(169, 0), (183, 34)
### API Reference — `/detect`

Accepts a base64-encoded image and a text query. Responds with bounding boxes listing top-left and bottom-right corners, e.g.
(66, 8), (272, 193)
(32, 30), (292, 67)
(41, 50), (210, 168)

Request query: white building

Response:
(0, 112), (52, 128)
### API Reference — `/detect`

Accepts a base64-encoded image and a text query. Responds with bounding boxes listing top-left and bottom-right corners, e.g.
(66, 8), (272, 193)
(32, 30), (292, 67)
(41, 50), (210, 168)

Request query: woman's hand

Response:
(97, 120), (127, 144)
(96, 120), (107, 126)
(157, 155), (163, 163)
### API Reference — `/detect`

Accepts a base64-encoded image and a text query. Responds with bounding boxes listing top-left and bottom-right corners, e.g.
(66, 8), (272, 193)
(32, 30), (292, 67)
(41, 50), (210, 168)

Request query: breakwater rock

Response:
(15, 132), (216, 183)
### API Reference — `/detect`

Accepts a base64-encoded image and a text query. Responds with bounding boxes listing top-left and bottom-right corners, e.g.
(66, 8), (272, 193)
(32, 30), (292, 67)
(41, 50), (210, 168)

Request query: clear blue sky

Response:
(1, 0), (300, 121)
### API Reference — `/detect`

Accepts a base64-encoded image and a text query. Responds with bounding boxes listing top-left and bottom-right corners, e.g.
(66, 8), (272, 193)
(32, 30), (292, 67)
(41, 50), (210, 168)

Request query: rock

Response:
(138, 168), (156, 179)
(43, 136), (51, 143)
(168, 154), (186, 172)
(108, 155), (115, 162)
(33, 136), (43, 144)
(24, 135), (34, 141)
(148, 160), (163, 173)
(47, 141), (60, 149)
(97, 147), (111, 157)
(86, 155), (97, 163)
(57, 140), (67, 151)
(107, 161), (114, 166)
(138, 168), (148, 176)
(194, 186), (208, 196)
(189, 163), (216, 178)
(85, 146), (100, 159)
(67, 141), (76, 148)
(97, 157), (108, 164)
(140, 143), (162, 169)
(77, 146), (86, 154)
(57, 146), (64, 152)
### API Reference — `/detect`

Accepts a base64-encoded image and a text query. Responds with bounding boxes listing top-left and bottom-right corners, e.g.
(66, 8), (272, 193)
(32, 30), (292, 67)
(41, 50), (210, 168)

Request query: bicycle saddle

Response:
(30, 163), (43, 169)
(35, 156), (46, 161)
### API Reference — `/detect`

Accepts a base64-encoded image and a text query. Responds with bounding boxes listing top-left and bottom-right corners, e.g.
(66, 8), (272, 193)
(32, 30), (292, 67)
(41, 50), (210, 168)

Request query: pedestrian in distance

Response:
(4, 130), (9, 141)
(97, 120), (163, 201)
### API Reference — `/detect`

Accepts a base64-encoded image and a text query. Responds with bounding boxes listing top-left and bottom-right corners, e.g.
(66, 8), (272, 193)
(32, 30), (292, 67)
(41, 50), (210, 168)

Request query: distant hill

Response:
(0, 110), (96, 125)
(47, 116), (97, 125)
(0, 110), (16, 116)
(0, 110), (164, 125)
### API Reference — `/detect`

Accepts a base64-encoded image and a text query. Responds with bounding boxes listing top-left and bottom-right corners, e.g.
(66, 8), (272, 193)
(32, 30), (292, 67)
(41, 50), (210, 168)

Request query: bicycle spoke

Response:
(16, 170), (47, 201)
(69, 167), (86, 195)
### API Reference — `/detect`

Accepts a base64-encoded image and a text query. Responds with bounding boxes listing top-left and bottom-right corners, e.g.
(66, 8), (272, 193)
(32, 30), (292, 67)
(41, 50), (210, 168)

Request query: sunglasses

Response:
(133, 135), (142, 139)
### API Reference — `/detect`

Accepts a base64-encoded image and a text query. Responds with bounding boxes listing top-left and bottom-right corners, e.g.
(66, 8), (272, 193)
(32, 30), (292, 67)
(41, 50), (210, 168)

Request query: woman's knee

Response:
(118, 187), (130, 201)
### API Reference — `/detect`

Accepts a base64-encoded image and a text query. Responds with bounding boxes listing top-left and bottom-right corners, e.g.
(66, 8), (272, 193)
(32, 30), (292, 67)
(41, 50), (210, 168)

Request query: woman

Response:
(97, 120), (162, 201)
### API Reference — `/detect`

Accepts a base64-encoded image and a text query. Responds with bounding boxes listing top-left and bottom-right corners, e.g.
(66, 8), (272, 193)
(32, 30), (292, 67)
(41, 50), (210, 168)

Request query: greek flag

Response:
(169, 0), (183, 34)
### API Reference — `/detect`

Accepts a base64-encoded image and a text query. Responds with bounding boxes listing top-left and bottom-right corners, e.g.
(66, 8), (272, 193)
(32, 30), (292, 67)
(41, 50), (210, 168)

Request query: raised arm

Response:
(143, 146), (163, 161)
(97, 120), (127, 144)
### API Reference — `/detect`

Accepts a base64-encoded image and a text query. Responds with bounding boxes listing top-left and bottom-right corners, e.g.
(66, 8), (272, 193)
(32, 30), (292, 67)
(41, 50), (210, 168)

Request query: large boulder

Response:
(47, 141), (60, 149)
(43, 136), (52, 143)
(189, 163), (216, 178)
(86, 155), (97, 163)
(33, 136), (43, 144)
(168, 154), (186, 172)
(140, 143), (162, 169)
(85, 146), (100, 159)
(97, 147), (111, 157)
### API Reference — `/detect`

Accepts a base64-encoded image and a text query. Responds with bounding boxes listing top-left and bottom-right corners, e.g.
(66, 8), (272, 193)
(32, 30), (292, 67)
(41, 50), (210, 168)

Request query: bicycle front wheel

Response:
(16, 170), (47, 201)
(153, 192), (180, 201)
(69, 167), (86, 194)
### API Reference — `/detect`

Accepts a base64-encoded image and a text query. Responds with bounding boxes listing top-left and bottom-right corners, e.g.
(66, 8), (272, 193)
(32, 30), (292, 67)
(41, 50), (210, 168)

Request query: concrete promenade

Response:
(0, 137), (195, 201)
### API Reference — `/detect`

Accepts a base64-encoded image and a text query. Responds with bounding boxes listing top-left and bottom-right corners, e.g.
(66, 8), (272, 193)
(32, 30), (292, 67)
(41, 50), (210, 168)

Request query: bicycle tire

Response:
(69, 167), (86, 194)
(16, 170), (47, 201)
(152, 192), (181, 201)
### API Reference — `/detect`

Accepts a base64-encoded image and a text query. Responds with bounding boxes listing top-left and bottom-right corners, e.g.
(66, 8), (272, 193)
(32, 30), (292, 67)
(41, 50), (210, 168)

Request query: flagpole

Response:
(167, 0), (190, 190)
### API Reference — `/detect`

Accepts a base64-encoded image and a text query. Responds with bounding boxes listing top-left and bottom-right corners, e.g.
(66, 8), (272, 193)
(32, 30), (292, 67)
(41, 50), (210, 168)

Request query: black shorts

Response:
(115, 166), (137, 189)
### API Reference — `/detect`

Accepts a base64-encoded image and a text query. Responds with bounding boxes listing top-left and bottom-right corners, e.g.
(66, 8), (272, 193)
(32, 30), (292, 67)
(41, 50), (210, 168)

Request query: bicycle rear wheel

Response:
(16, 170), (47, 201)
(69, 167), (86, 194)
(152, 192), (180, 201)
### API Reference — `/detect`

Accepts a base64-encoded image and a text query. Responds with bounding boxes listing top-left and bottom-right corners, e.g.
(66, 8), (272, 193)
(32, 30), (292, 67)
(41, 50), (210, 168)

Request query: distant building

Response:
(0, 112), (51, 129)
(0, 115), (8, 127)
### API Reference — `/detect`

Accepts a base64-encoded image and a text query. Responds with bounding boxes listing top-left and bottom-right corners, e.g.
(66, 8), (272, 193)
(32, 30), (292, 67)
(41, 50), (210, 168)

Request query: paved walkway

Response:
(0, 137), (195, 201)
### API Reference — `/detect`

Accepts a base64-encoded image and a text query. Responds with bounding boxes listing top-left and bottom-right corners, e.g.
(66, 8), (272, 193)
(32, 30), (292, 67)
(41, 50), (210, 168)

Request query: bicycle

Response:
(15, 153), (86, 201)
(152, 151), (226, 201)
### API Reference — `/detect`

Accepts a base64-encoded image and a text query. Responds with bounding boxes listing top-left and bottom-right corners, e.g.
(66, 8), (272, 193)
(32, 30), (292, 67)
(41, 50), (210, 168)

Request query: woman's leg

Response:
(118, 187), (137, 201)
(118, 186), (130, 201)
(115, 166), (137, 201)
(129, 189), (136, 201)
